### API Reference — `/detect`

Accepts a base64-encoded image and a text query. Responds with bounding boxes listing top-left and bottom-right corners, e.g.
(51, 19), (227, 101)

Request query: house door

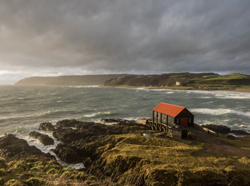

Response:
(180, 117), (188, 127)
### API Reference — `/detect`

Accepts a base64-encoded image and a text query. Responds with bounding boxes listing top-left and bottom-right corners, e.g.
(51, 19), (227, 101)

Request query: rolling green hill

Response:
(104, 73), (250, 90)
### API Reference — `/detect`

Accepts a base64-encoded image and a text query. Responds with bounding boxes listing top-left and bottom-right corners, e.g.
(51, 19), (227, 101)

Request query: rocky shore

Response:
(0, 119), (250, 185)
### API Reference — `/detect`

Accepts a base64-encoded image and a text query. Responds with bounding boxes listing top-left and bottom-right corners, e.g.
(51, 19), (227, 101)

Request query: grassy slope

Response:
(206, 73), (249, 80)
(95, 129), (250, 185)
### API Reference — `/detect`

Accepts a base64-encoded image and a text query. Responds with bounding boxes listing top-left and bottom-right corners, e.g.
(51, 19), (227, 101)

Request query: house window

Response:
(177, 118), (179, 123)
(189, 118), (192, 123)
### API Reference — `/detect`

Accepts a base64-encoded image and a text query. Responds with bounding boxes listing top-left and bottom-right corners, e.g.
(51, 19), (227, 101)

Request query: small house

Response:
(176, 81), (182, 86)
(153, 102), (194, 127)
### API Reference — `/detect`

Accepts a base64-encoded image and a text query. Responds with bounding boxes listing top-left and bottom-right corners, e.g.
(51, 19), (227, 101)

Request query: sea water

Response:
(0, 85), (250, 136)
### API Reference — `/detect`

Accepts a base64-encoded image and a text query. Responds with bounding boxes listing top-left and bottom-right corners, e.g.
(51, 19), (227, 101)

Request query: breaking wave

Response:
(83, 111), (118, 118)
(186, 90), (250, 99)
(191, 108), (250, 118)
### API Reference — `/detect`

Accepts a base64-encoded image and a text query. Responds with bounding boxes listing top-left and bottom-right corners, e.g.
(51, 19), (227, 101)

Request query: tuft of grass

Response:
(30, 166), (42, 172)
(24, 177), (45, 186)
(0, 168), (6, 176)
(4, 179), (23, 186)
(0, 157), (7, 169)
(46, 168), (58, 175)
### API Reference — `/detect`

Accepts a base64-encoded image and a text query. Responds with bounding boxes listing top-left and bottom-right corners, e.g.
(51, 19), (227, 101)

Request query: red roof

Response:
(153, 102), (186, 117)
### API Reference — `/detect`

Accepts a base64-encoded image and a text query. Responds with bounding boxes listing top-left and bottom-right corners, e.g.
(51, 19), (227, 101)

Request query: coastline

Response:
(6, 83), (250, 92)
(1, 119), (250, 185)
(103, 85), (250, 92)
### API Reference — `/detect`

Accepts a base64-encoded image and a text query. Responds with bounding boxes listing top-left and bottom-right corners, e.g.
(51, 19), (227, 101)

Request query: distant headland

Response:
(15, 73), (250, 91)
(15, 74), (127, 86)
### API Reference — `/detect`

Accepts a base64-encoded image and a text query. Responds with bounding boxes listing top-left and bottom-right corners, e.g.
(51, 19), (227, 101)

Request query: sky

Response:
(0, 0), (250, 84)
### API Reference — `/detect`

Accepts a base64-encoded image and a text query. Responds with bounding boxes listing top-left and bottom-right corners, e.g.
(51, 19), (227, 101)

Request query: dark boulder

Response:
(227, 133), (236, 140)
(29, 131), (54, 146)
(0, 134), (46, 159)
(231, 130), (250, 136)
(53, 144), (83, 164)
(101, 118), (121, 123)
(55, 119), (82, 129)
(39, 122), (55, 131)
(53, 128), (95, 143)
(203, 124), (231, 134)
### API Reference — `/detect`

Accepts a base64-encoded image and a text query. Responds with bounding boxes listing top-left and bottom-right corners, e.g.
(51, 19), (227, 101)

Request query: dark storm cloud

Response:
(0, 0), (250, 76)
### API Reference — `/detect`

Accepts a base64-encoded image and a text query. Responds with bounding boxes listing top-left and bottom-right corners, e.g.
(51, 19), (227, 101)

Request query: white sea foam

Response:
(18, 131), (85, 170)
(165, 91), (174, 94)
(0, 111), (52, 121)
(83, 111), (117, 118)
(200, 96), (212, 99)
(185, 90), (250, 100)
(191, 108), (250, 118)
(68, 85), (101, 88)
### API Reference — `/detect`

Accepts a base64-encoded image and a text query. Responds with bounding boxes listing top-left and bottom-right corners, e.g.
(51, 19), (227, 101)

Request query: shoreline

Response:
(3, 84), (250, 92)
(103, 85), (250, 92)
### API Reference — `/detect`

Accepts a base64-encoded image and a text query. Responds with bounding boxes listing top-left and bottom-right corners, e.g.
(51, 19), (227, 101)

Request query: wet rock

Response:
(39, 122), (55, 131)
(55, 119), (83, 129)
(101, 118), (138, 125)
(53, 128), (95, 143)
(203, 124), (231, 134)
(29, 131), (54, 146)
(53, 144), (83, 164)
(227, 133), (236, 140)
(231, 130), (250, 136)
(0, 134), (45, 159)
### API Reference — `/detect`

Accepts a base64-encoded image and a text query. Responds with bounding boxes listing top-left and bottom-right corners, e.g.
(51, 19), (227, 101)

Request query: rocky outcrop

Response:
(0, 134), (47, 159)
(53, 119), (147, 144)
(53, 144), (84, 164)
(203, 124), (250, 136)
(231, 130), (250, 136)
(39, 122), (55, 131)
(203, 124), (231, 134)
(29, 131), (54, 145)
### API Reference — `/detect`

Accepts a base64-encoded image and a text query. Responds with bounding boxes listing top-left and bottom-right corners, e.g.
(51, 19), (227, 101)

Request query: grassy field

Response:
(206, 73), (249, 80)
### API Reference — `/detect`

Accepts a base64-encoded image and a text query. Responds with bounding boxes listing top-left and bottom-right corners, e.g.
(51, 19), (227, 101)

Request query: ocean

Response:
(1, 85), (250, 136)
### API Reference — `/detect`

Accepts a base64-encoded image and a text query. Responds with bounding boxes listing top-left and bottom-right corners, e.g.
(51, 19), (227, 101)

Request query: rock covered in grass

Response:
(29, 131), (54, 146)
(38, 122), (55, 131)
(0, 134), (45, 158)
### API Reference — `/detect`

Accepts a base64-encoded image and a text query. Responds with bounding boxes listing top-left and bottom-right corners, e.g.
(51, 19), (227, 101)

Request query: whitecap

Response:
(191, 108), (250, 118)
(67, 85), (101, 88)
(83, 111), (117, 118)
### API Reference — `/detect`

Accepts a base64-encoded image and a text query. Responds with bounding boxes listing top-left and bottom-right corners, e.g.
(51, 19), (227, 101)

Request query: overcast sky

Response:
(0, 0), (250, 84)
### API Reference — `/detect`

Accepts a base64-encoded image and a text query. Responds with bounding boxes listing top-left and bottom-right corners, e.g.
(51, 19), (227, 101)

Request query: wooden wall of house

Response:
(153, 111), (175, 125)
(168, 116), (174, 125)
(162, 114), (167, 124)
(175, 116), (194, 126)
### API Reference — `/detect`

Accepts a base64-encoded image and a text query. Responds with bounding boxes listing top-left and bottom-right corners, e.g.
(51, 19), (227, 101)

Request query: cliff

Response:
(15, 74), (127, 86)
(104, 73), (250, 90)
